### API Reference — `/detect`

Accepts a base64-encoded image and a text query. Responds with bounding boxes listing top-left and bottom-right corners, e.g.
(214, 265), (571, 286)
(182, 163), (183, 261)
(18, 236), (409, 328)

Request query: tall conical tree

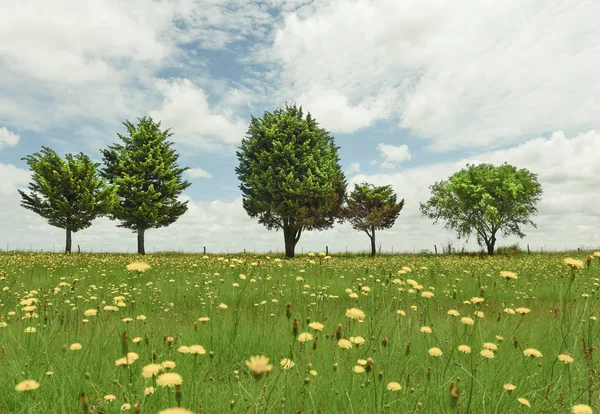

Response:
(18, 147), (116, 253)
(100, 117), (191, 255)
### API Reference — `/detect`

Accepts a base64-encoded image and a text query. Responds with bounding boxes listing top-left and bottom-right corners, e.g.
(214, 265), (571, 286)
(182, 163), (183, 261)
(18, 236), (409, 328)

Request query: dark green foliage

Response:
(18, 147), (115, 253)
(235, 104), (346, 258)
(344, 183), (404, 256)
(100, 117), (191, 254)
(419, 163), (543, 255)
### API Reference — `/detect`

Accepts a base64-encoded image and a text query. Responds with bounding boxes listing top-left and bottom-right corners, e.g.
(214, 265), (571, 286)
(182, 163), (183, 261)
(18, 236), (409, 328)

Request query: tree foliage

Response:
(235, 104), (346, 258)
(419, 163), (543, 255)
(344, 183), (404, 256)
(18, 146), (115, 253)
(100, 117), (191, 254)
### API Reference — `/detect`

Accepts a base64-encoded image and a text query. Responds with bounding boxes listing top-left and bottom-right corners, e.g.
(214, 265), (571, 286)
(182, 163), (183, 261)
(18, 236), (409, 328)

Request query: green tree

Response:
(235, 104), (346, 258)
(18, 147), (115, 253)
(101, 117), (191, 255)
(419, 163), (543, 255)
(344, 183), (404, 256)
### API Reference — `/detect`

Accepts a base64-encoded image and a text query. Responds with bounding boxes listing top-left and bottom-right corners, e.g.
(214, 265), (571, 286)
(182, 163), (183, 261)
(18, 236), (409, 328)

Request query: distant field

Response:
(0, 251), (598, 413)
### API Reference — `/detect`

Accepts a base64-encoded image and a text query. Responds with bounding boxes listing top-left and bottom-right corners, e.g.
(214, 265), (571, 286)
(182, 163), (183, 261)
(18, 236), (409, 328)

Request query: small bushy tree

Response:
(420, 163), (542, 255)
(343, 183), (404, 256)
(19, 147), (115, 253)
(101, 117), (191, 255)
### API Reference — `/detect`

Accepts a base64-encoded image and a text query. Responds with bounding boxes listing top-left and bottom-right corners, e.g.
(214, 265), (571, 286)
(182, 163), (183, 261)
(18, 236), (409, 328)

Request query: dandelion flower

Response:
(104, 394), (117, 402)
(198, 317), (210, 323)
(420, 326), (432, 334)
(218, 303), (228, 309)
(396, 310), (406, 316)
(523, 348), (543, 358)
(297, 332), (313, 342)
(564, 258), (584, 270)
(142, 364), (163, 378)
(158, 409), (196, 414)
(188, 345), (206, 355)
(480, 349), (495, 359)
(177, 346), (190, 354)
(136, 315), (146, 321)
(121, 403), (131, 410)
(572, 404), (593, 414)
(483, 343), (498, 351)
(447, 310), (460, 317)
(84, 309), (97, 317)
(144, 386), (155, 396)
(428, 347), (443, 357)
(461, 317), (475, 326)
(24, 327), (36, 333)
(346, 308), (365, 321)
(500, 271), (518, 280)
(558, 353), (574, 364)
(280, 358), (295, 370)
(504, 384), (516, 392)
(458, 345), (471, 354)
(126, 262), (151, 272)
(338, 339), (352, 349)
(15, 380), (39, 392)
(421, 291), (434, 299)
(515, 308), (531, 315)
(350, 336), (366, 346)
(156, 372), (183, 387)
(387, 382), (402, 391)
(70, 343), (82, 351)
(161, 361), (176, 369)
(518, 397), (531, 407)
(353, 365), (365, 373)
(115, 352), (139, 366)
(308, 322), (324, 331)
(245, 355), (273, 379)
(471, 297), (484, 304)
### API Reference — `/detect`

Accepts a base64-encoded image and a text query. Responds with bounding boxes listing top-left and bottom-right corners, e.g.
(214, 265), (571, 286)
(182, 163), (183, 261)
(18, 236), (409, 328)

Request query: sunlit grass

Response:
(0, 251), (598, 413)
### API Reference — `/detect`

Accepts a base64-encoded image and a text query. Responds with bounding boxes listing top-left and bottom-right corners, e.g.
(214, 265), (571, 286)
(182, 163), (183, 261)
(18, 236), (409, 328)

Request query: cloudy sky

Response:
(1, 0), (599, 254)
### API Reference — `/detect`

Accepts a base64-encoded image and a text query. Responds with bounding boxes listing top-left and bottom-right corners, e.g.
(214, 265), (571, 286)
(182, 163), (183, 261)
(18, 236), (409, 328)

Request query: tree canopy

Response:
(18, 146), (115, 253)
(235, 104), (346, 258)
(100, 117), (191, 255)
(419, 163), (543, 255)
(344, 183), (404, 256)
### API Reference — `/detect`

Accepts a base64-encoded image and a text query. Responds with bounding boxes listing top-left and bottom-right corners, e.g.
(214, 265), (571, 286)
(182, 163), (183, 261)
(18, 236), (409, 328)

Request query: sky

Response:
(1, 0), (599, 254)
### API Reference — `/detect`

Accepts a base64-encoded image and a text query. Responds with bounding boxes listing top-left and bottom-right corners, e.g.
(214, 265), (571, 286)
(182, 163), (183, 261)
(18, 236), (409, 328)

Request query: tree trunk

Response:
(137, 228), (146, 255)
(486, 234), (496, 255)
(65, 228), (72, 254)
(283, 222), (301, 259)
(370, 228), (376, 257)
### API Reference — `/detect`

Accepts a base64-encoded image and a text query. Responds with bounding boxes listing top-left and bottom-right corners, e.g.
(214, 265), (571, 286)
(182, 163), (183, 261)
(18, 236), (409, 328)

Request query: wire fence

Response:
(1, 241), (599, 255)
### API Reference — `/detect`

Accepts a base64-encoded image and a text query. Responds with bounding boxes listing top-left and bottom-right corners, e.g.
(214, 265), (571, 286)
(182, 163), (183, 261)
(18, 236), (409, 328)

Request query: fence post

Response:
(434, 245), (437, 254)
(203, 246), (206, 255)
(527, 244), (530, 255)
(326, 246), (329, 255)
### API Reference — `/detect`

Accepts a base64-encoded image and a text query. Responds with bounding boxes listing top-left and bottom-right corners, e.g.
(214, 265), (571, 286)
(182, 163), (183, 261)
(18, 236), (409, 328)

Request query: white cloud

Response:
(3, 130), (600, 253)
(0, 127), (20, 150)
(377, 144), (411, 168)
(265, 0), (600, 149)
(346, 162), (360, 174)
(149, 78), (249, 151)
(186, 167), (213, 179)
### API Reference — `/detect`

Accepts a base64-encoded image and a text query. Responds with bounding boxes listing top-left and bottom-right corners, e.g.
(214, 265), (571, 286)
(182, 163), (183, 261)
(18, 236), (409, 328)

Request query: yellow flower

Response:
(188, 345), (206, 355)
(115, 352), (139, 366)
(158, 409), (196, 414)
(558, 353), (574, 364)
(156, 372), (183, 387)
(104, 394), (117, 402)
(458, 345), (471, 354)
(177, 346), (190, 354)
(515, 307), (531, 315)
(564, 258), (584, 270)
(245, 355), (273, 379)
(572, 404), (593, 414)
(483, 343), (498, 351)
(350, 336), (366, 346)
(280, 358), (295, 370)
(345, 308), (365, 321)
(353, 365), (365, 374)
(198, 317), (210, 323)
(338, 339), (352, 350)
(161, 360), (176, 369)
(461, 317), (475, 326)
(144, 386), (155, 396)
(447, 310), (460, 317)
(15, 380), (39, 392)
(308, 322), (324, 331)
(142, 364), (163, 378)
(504, 383), (516, 392)
(121, 403), (131, 411)
(84, 309), (97, 317)
(126, 262), (151, 272)
(70, 343), (82, 351)
(500, 271), (518, 280)
(480, 349), (494, 359)
(421, 291), (434, 299)
(471, 297), (484, 304)
(523, 348), (543, 358)
(218, 303), (228, 310)
(387, 382), (402, 391)
(420, 326), (432, 334)
(297, 332), (313, 343)
(24, 327), (36, 333)
(518, 397), (531, 407)
(428, 347), (443, 357)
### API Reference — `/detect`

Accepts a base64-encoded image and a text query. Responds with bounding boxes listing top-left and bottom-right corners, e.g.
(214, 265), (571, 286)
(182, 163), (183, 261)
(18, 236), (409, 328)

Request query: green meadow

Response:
(0, 252), (598, 413)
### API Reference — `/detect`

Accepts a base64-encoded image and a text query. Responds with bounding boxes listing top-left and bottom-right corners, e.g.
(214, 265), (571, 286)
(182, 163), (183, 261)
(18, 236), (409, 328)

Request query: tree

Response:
(419, 163), (542, 255)
(235, 104), (346, 258)
(343, 183), (404, 256)
(18, 147), (115, 253)
(100, 117), (191, 255)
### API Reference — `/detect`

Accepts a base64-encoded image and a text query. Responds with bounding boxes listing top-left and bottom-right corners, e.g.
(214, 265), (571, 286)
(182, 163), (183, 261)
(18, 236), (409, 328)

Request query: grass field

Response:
(0, 251), (599, 413)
